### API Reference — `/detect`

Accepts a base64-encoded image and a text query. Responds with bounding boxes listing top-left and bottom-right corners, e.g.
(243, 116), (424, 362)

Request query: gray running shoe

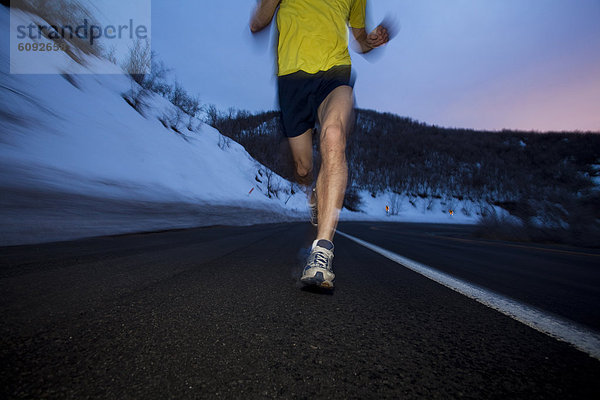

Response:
(300, 239), (335, 289)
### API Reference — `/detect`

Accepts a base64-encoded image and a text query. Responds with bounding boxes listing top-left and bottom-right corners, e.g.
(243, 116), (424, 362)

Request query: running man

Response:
(250, 0), (390, 289)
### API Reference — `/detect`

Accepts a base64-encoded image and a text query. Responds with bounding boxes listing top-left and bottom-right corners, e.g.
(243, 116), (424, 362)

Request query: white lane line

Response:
(337, 230), (600, 361)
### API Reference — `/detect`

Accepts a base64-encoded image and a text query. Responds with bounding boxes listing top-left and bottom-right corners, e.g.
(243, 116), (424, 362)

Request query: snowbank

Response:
(340, 190), (507, 224)
(1, 6), (306, 213)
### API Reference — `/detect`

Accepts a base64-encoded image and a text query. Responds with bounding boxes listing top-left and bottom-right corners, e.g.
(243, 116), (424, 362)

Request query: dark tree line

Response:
(351, 110), (599, 205)
(208, 107), (600, 240)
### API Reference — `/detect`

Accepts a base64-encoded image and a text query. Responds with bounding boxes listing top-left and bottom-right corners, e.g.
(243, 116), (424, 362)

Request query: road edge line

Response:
(337, 230), (600, 361)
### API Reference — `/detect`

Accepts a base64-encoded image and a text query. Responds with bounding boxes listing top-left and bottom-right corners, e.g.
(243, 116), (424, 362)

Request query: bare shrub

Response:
(122, 80), (147, 115)
(169, 82), (202, 131)
(123, 39), (151, 84)
(203, 104), (219, 127)
(104, 45), (117, 64)
(474, 206), (530, 242)
(343, 187), (363, 212)
(158, 108), (186, 134)
(284, 182), (297, 204)
(423, 196), (434, 212)
(565, 194), (600, 247)
(461, 201), (473, 217)
(257, 167), (280, 199)
(141, 54), (171, 92)
(388, 192), (402, 215)
(476, 194), (600, 248)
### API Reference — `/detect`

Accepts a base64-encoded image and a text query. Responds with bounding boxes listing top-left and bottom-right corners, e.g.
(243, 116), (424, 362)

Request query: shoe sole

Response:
(301, 271), (334, 289)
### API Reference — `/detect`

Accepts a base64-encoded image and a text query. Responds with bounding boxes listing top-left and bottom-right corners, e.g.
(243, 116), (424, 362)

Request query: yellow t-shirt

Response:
(276, 0), (366, 76)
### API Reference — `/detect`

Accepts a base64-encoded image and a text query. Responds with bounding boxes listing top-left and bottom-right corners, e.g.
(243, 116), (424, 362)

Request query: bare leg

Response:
(288, 128), (315, 199)
(315, 85), (354, 242)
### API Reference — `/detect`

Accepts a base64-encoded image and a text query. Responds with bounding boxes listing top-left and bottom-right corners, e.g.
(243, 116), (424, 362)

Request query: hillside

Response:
(209, 108), (600, 246)
(0, 5), (306, 244)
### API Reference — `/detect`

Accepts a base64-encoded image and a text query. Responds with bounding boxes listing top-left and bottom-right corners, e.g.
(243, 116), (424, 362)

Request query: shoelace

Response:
(309, 248), (332, 270)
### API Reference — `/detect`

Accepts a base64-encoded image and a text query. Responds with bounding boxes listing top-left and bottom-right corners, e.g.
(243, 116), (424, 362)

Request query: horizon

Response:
(222, 107), (600, 135)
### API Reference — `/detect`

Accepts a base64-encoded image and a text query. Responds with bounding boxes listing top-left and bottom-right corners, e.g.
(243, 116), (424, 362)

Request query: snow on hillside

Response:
(0, 6), (311, 244)
(2, 7), (303, 205)
(0, 5), (495, 245)
(340, 190), (484, 224)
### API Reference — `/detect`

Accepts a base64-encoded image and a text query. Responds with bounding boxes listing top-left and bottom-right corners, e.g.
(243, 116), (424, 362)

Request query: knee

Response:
(320, 123), (347, 162)
(295, 163), (313, 186)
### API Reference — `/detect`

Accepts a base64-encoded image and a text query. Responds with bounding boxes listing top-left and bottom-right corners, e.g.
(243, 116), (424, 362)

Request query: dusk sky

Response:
(150, 0), (600, 132)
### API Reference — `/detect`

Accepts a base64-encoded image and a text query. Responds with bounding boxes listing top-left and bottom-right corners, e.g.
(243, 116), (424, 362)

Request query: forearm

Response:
(250, 0), (280, 33)
(354, 31), (374, 54)
(350, 27), (374, 54)
(351, 26), (390, 53)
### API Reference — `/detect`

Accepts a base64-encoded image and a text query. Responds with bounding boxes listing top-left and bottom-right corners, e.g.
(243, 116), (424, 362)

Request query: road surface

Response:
(1, 222), (599, 399)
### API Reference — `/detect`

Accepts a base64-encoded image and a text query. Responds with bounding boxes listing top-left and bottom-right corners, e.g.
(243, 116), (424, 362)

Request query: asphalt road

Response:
(1, 222), (600, 399)
(338, 222), (600, 332)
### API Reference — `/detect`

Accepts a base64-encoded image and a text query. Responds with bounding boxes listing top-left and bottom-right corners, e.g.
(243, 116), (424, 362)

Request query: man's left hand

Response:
(366, 25), (390, 49)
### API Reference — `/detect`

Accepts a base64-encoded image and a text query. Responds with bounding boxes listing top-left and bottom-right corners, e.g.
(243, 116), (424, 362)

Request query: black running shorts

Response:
(277, 65), (354, 138)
